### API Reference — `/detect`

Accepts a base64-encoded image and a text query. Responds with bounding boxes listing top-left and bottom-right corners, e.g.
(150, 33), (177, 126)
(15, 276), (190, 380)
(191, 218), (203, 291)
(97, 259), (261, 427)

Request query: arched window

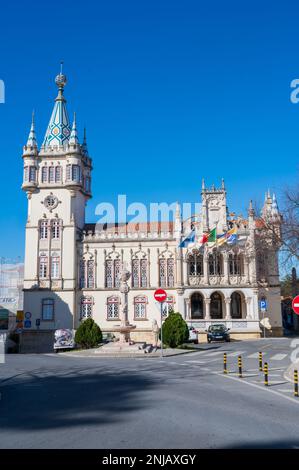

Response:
(41, 166), (48, 183)
(132, 259), (148, 288)
(39, 254), (48, 278)
(188, 252), (203, 276)
(55, 166), (62, 182)
(80, 296), (93, 320)
(134, 296), (147, 320)
(105, 259), (121, 288)
(210, 292), (223, 319)
(107, 296), (120, 320)
(49, 166), (55, 183)
(51, 255), (60, 279)
(231, 292), (242, 319)
(257, 252), (268, 280)
(208, 253), (223, 276)
(190, 293), (204, 319)
(80, 259), (95, 289)
(159, 258), (175, 287)
(162, 295), (174, 318)
(39, 220), (49, 240)
(51, 220), (61, 239)
(229, 254), (243, 275)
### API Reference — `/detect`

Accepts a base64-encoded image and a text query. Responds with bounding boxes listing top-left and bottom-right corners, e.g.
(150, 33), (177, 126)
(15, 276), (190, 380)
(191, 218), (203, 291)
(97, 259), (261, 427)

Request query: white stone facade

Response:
(22, 74), (283, 341)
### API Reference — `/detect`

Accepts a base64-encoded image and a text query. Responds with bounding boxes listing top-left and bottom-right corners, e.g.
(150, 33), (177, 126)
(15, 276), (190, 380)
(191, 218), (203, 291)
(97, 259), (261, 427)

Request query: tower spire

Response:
(25, 111), (38, 149)
(42, 66), (71, 148)
(82, 127), (89, 156)
(69, 112), (79, 145)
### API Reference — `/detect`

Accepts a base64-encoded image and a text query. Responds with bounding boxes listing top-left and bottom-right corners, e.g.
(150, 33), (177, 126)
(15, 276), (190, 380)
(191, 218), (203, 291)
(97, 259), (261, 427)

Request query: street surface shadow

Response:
(0, 366), (157, 430)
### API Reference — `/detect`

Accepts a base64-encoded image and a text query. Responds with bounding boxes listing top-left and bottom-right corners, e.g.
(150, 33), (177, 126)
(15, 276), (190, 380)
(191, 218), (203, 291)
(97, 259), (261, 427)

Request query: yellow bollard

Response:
(294, 370), (298, 397)
(264, 362), (269, 386)
(238, 355), (243, 378)
(223, 353), (228, 374)
(259, 352), (263, 372)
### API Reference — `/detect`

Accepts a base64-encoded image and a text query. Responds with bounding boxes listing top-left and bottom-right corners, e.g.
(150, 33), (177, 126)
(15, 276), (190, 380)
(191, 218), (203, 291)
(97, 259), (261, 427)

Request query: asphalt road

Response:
(1, 338), (299, 449)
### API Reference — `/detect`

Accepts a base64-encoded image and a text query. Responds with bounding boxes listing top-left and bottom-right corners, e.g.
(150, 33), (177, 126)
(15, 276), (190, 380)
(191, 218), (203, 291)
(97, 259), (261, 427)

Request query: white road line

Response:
(247, 352), (260, 359)
(187, 350), (218, 356)
(211, 369), (299, 405)
(187, 360), (206, 364)
(227, 351), (246, 357)
(277, 389), (294, 393)
(203, 351), (225, 357)
(269, 354), (287, 361)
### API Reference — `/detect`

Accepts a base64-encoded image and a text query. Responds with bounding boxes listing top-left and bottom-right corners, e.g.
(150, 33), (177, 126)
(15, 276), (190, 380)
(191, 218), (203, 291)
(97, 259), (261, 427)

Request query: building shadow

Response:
(0, 364), (157, 431)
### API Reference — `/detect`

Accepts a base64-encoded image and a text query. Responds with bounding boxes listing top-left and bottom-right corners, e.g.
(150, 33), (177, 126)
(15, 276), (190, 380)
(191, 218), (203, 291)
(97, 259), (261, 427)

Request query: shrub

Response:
(161, 312), (189, 348)
(75, 318), (102, 349)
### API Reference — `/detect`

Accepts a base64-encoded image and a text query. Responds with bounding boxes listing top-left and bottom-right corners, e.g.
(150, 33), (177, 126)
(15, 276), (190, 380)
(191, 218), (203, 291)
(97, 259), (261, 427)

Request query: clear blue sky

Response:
(0, 0), (299, 259)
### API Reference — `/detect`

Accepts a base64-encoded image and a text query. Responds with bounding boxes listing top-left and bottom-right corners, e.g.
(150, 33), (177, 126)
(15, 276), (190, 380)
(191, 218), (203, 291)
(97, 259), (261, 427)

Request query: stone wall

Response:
(19, 330), (55, 353)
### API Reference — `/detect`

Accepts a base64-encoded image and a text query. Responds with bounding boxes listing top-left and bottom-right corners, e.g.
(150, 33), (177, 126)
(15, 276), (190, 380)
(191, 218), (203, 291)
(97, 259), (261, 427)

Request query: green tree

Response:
(161, 312), (189, 348)
(75, 318), (102, 349)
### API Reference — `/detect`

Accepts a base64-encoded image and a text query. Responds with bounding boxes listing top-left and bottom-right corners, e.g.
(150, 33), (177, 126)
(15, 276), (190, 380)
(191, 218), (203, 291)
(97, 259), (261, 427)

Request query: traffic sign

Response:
(260, 299), (267, 311)
(36, 319), (41, 327)
(25, 312), (32, 320)
(24, 320), (31, 328)
(154, 289), (167, 303)
(292, 296), (299, 315)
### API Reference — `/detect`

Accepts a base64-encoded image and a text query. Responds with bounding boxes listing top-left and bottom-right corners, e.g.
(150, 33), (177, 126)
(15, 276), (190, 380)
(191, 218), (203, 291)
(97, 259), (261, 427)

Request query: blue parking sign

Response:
(260, 299), (267, 310)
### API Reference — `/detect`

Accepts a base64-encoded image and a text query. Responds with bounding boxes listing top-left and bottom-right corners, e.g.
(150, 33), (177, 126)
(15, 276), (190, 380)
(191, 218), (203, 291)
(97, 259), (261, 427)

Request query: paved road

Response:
(1, 338), (299, 449)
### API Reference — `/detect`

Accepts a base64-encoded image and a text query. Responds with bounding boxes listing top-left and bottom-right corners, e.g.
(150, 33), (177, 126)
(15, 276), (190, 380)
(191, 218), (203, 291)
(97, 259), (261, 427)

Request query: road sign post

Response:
(154, 289), (167, 358)
(259, 300), (267, 339)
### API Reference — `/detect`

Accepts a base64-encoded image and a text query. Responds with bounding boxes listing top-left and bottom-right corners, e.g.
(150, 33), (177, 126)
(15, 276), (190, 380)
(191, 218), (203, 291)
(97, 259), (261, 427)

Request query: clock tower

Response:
(22, 71), (92, 330)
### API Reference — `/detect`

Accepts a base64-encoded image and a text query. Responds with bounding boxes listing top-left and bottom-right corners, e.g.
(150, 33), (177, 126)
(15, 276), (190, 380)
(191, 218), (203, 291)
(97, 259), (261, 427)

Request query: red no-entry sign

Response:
(292, 296), (299, 315)
(154, 289), (167, 303)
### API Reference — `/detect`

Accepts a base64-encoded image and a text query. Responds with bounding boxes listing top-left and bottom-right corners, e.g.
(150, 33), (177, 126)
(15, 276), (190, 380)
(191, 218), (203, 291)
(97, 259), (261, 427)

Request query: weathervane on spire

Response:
(55, 60), (67, 90)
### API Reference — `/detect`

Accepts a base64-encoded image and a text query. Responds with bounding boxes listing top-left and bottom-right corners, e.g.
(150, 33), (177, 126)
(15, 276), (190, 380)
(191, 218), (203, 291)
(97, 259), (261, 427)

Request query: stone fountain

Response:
(95, 263), (148, 355)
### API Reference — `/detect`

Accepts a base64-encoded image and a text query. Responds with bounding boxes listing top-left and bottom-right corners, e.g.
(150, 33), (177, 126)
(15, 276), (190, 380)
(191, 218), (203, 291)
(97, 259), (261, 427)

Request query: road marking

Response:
(277, 389), (294, 393)
(227, 351), (246, 357)
(247, 352), (260, 359)
(203, 351), (225, 357)
(211, 369), (299, 405)
(270, 354), (287, 361)
(187, 360), (206, 364)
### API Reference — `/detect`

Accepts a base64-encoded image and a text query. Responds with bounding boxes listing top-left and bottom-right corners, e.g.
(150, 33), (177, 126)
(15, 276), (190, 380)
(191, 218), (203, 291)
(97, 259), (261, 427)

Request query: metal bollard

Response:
(259, 351), (263, 372)
(223, 353), (228, 374)
(294, 370), (298, 397)
(264, 362), (269, 386)
(238, 355), (243, 378)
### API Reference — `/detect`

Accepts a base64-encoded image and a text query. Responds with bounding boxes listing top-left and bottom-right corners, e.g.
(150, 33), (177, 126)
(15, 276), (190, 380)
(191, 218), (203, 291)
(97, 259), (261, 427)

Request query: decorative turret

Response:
(248, 200), (255, 229)
(261, 190), (272, 220)
(23, 112), (38, 156)
(174, 202), (182, 240)
(69, 112), (80, 147)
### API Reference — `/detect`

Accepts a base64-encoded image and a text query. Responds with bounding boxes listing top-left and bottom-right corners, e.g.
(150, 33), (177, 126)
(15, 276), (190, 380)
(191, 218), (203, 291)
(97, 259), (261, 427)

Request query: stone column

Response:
(176, 247), (183, 288)
(204, 298), (211, 320)
(223, 251), (229, 285)
(183, 256), (189, 286)
(245, 257), (250, 284)
(203, 252), (209, 285)
(225, 297), (231, 320)
(185, 298), (191, 320)
(245, 297), (252, 319)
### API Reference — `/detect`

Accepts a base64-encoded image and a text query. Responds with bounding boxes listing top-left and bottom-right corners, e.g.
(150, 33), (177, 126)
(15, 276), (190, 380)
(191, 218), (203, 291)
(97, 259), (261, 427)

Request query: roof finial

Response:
(221, 177), (225, 190)
(202, 178), (205, 191)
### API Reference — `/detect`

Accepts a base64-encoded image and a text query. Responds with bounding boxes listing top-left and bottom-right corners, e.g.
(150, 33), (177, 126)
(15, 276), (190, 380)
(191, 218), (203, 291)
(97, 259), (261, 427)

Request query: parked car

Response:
(188, 326), (198, 344)
(206, 324), (230, 343)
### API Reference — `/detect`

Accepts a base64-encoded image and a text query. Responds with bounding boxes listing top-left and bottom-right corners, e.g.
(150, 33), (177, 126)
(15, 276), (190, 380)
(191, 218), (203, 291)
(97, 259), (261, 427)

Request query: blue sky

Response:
(0, 0), (299, 259)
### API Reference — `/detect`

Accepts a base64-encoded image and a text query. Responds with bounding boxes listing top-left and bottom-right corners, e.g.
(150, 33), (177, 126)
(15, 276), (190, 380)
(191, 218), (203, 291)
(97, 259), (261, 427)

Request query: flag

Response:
(178, 230), (196, 248)
(217, 226), (238, 246)
(197, 233), (208, 247)
(226, 226), (238, 245)
(207, 227), (217, 243)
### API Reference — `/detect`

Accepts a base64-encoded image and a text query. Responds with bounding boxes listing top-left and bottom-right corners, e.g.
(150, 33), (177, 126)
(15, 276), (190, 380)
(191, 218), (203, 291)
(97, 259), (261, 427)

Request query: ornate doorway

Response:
(210, 292), (223, 319)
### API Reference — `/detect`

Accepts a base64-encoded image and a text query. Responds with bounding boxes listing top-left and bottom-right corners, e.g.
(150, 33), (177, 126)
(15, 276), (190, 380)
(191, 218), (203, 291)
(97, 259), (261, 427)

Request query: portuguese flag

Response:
(198, 227), (217, 246)
(207, 227), (217, 243)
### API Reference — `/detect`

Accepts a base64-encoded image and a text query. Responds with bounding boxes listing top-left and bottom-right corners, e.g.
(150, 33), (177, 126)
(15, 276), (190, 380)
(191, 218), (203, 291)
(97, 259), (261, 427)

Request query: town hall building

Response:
(22, 72), (283, 344)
